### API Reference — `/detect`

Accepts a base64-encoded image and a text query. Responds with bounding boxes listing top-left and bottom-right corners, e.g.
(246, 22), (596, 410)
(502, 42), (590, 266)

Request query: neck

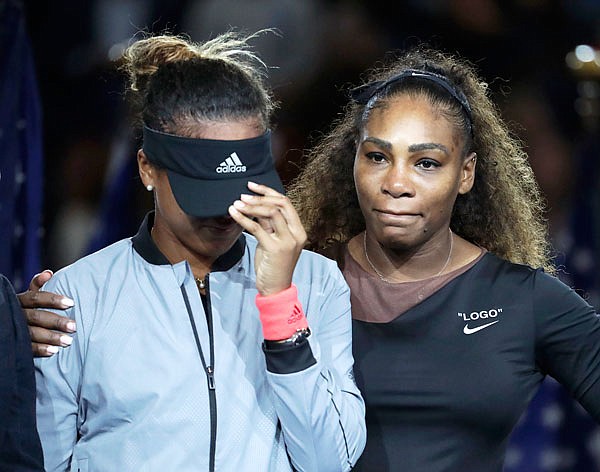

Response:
(150, 225), (215, 279)
(363, 228), (454, 283)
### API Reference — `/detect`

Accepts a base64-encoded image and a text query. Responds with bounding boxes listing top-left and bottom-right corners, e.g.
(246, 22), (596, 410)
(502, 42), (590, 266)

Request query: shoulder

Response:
(473, 252), (540, 282)
(295, 247), (350, 300)
(476, 253), (585, 303)
(296, 246), (346, 280)
(0, 274), (16, 297)
(0, 275), (32, 354)
(0, 274), (19, 321)
(314, 242), (347, 270)
(44, 238), (133, 293)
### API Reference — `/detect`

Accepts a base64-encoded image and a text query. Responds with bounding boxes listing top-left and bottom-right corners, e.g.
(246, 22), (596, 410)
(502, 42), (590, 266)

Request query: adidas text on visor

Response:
(142, 125), (284, 218)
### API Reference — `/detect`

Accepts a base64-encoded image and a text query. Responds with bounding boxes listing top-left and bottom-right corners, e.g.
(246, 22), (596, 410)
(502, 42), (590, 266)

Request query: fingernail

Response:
(228, 205), (239, 215)
(247, 181), (259, 187)
(240, 193), (254, 201)
(66, 321), (76, 332)
(43, 269), (54, 276)
(233, 200), (246, 209)
(61, 297), (75, 308)
(60, 335), (73, 346)
(46, 345), (59, 354)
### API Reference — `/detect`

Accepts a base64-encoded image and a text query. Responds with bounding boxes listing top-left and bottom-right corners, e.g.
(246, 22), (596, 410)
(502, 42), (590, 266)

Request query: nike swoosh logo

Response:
(463, 320), (499, 335)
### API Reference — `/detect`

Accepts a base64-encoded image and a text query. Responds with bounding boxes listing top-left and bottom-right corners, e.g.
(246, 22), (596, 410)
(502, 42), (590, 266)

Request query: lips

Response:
(375, 209), (419, 216)
(373, 209), (421, 225)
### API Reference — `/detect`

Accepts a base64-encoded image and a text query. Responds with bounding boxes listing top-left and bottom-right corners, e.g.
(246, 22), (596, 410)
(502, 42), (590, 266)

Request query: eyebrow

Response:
(361, 137), (450, 156)
(408, 142), (449, 155)
(361, 136), (393, 152)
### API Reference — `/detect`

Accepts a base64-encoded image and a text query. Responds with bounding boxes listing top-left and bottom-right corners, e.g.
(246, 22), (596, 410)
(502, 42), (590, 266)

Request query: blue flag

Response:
(0, 1), (44, 292)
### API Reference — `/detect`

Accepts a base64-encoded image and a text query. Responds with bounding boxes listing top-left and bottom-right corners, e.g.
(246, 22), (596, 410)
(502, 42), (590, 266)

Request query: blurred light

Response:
(575, 44), (596, 63)
(566, 45), (600, 78)
(108, 41), (128, 62)
(566, 51), (582, 70)
(575, 97), (596, 117)
(578, 81), (600, 98)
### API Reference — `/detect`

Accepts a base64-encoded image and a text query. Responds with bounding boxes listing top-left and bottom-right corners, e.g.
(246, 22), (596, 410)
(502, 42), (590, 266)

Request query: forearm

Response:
(265, 337), (366, 471)
(255, 256), (366, 470)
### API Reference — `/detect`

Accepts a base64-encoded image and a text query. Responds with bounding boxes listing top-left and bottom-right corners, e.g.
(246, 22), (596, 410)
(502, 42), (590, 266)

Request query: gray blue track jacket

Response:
(34, 214), (366, 472)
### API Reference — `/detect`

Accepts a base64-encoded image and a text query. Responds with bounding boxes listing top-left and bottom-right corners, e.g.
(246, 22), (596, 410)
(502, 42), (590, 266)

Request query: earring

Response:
(146, 185), (154, 191)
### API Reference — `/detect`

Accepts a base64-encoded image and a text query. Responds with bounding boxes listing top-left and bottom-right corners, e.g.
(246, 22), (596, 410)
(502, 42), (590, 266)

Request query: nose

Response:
(381, 164), (415, 198)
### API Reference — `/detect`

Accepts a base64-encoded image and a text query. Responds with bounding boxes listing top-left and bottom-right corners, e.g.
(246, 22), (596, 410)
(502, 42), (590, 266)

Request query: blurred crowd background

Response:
(2, 0), (600, 470)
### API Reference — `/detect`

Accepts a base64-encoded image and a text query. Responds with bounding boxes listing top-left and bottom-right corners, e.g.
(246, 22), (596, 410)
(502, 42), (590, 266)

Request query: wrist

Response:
(263, 327), (311, 350)
(257, 278), (293, 297)
(255, 284), (309, 341)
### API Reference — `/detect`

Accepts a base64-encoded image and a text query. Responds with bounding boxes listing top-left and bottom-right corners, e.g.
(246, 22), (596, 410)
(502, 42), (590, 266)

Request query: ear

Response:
(458, 152), (477, 195)
(137, 149), (155, 189)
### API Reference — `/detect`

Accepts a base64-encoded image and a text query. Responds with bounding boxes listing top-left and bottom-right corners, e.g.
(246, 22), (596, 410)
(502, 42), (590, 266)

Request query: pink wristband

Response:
(255, 284), (309, 341)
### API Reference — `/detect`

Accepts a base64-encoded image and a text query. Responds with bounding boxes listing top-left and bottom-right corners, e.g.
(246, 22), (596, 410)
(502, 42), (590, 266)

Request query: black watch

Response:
(264, 328), (311, 349)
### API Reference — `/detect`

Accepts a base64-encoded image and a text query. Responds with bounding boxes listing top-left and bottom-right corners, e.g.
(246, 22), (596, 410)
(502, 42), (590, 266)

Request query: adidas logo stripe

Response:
(216, 152), (246, 173)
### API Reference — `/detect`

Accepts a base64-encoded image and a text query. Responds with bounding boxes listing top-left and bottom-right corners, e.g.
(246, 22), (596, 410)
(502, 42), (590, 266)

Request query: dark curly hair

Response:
(288, 45), (554, 272)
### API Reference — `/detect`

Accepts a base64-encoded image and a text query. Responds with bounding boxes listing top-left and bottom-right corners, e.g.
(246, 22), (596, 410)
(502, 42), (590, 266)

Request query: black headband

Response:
(350, 69), (473, 136)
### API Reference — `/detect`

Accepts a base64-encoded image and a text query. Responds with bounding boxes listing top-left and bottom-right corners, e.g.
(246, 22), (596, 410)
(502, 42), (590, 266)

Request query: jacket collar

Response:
(132, 211), (246, 272)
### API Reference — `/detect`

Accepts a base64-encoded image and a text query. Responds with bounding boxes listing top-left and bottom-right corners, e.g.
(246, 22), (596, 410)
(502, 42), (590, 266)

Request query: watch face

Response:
(291, 328), (311, 345)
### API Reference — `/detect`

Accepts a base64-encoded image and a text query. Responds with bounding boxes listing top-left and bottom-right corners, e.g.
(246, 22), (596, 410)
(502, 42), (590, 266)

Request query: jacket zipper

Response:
(181, 276), (217, 472)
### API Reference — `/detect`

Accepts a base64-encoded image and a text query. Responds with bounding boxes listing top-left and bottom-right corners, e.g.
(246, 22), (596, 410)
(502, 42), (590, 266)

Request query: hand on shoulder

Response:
(17, 270), (76, 357)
